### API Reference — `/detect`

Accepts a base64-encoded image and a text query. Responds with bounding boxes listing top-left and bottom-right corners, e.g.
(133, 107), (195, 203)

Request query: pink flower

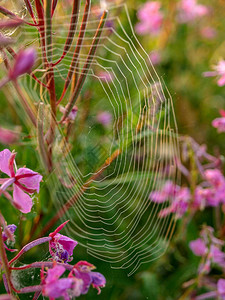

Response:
(189, 238), (207, 256)
(0, 149), (42, 213)
(72, 261), (106, 295)
(41, 262), (106, 299)
(96, 111), (112, 127)
(149, 51), (161, 65)
(200, 27), (217, 39)
(203, 60), (225, 87)
(212, 117), (225, 133)
(194, 186), (216, 208)
(8, 48), (36, 80)
(49, 233), (78, 263)
(210, 245), (225, 268)
(149, 181), (178, 203)
(205, 169), (225, 188)
(42, 265), (75, 299)
(59, 105), (78, 123)
(217, 279), (225, 299)
(151, 183), (190, 218)
(135, 1), (164, 36)
(212, 110), (225, 133)
(178, 0), (209, 23)
(98, 71), (114, 82)
(0, 127), (20, 145)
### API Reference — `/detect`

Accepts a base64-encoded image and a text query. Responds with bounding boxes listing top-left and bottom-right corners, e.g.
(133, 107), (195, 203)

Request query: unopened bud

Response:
(8, 48), (36, 80)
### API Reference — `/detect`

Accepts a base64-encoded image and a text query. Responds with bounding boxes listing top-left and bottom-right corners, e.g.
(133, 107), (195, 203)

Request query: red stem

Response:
(24, 0), (37, 24)
(52, 0), (81, 67)
(57, 0), (91, 105)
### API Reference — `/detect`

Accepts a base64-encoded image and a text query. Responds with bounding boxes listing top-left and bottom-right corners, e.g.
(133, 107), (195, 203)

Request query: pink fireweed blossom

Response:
(189, 238), (207, 256)
(190, 227), (225, 274)
(49, 233), (78, 263)
(203, 60), (225, 87)
(8, 48), (36, 80)
(212, 110), (225, 133)
(150, 181), (190, 218)
(135, 1), (164, 36)
(200, 26), (217, 39)
(97, 111), (112, 126)
(41, 265), (75, 299)
(193, 169), (225, 208)
(98, 71), (114, 82)
(217, 279), (225, 300)
(59, 105), (78, 123)
(149, 50), (161, 66)
(72, 261), (106, 295)
(41, 262), (106, 299)
(149, 181), (178, 203)
(177, 0), (209, 23)
(49, 221), (78, 263)
(0, 149), (42, 213)
(0, 127), (20, 145)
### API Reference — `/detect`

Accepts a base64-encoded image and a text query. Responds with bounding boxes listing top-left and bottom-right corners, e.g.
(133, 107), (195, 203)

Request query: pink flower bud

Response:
(8, 48), (36, 80)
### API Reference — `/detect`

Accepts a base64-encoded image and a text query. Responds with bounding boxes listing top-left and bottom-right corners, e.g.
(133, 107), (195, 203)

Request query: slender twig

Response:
(24, 0), (37, 24)
(51, 0), (58, 16)
(0, 226), (13, 295)
(31, 73), (49, 88)
(44, 0), (56, 167)
(60, 10), (108, 122)
(57, 0), (91, 104)
(13, 81), (37, 127)
(35, 0), (47, 68)
(0, 6), (37, 27)
(37, 103), (52, 172)
(10, 261), (73, 271)
(52, 0), (81, 66)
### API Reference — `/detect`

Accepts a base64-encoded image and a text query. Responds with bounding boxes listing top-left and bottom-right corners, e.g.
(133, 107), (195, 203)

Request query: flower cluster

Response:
(135, 0), (209, 38)
(42, 261), (106, 299)
(135, 1), (164, 36)
(40, 223), (106, 299)
(188, 227), (225, 300)
(189, 226), (225, 274)
(149, 166), (225, 218)
(177, 0), (209, 23)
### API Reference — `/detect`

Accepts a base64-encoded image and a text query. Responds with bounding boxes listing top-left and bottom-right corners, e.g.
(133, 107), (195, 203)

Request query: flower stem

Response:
(57, 0), (91, 105)
(9, 237), (52, 266)
(60, 10), (108, 122)
(0, 226), (13, 295)
(13, 81), (37, 127)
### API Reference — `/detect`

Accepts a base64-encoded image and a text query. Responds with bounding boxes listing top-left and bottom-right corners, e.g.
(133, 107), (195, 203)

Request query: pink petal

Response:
(15, 168), (42, 193)
(0, 149), (12, 176)
(13, 184), (33, 213)
(218, 74), (225, 86)
(46, 265), (65, 284)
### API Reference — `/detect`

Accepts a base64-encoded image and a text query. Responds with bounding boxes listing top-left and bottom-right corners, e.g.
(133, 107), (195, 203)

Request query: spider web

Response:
(2, 0), (180, 276)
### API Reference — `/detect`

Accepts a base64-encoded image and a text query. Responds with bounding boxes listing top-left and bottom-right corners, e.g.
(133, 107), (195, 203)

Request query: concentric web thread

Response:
(4, 1), (180, 275)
